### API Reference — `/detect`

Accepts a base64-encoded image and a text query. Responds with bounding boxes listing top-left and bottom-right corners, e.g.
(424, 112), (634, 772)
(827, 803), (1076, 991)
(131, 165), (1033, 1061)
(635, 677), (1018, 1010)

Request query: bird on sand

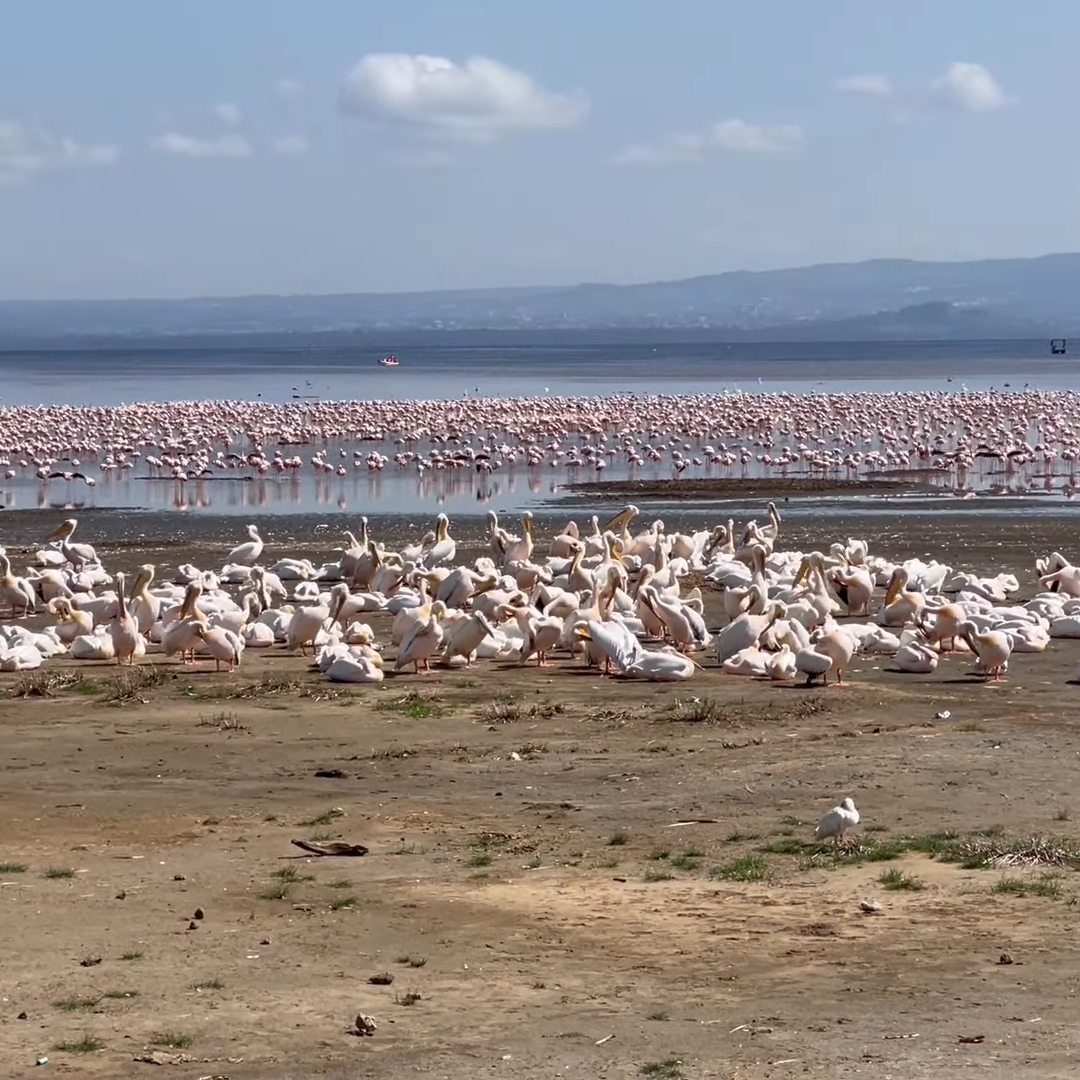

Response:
(815, 797), (861, 846)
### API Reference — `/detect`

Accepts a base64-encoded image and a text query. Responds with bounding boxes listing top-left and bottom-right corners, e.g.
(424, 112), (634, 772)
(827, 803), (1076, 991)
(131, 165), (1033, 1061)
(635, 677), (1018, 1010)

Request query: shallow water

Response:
(1, 334), (1075, 517)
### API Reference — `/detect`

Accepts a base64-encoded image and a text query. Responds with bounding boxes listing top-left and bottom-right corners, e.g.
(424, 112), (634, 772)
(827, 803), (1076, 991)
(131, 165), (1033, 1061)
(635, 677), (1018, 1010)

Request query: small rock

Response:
(193, 907), (205, 920)
(79, 956), (102, 967)
(115, 890), (126, 900)
(315, 768), (347, 778)
(353, 1013), (378, 1036)
(17, 1012), (27, 1020)
(259, 938), (271, 945)
(368, 972), (394, 985)
(860, 900), (884, 914)
(173, 874), (185, 882)
(187, 921), (198, 930)
(998, 952), (1015, 965)
(35, 1056), (48, 1066)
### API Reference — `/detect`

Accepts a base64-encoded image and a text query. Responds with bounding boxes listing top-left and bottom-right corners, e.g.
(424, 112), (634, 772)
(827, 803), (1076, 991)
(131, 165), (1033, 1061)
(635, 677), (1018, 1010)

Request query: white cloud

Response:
(270, 134), (308, 155)
(149, 132), (253, 158)
(612, 133), (708, 167)
(835, 74), (894, 98)
(275, 78), (305, 100)
(933, 62), (1008, 112)
(614, 118), (803, 166)
(213, 102), (243, 126)
(712, 119), (804, 153)
(338, 52), (588, 141)
(0, 118), (117, 184)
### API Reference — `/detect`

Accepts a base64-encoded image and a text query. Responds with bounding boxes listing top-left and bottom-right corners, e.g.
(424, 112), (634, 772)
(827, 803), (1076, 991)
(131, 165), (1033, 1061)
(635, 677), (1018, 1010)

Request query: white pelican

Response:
(162, 582), (207, 664)
(918, 603), (966, 653)
(193, 624), (244, 672)
(958, 619), (1012, 682)
(47, 597), (93, 643)
(107, 572), (141, 666)
(128, 565), (161, 635)
(424, 514), (457, 567)
(286, 598), (333, 655)
(504, 605), (563, 666)
(227, 524), (264, 566)
(815, 797), (860, 845)
(441, 611), (495, 666)
(395, 613), (444, 674)
(797, 628), (856, 686)
(895, 638), (939, 674)
(46, 518), (98, 566)
(0, 554), (37, 617)
(502, 512), (535, 565)
(878, 567), (926, 627)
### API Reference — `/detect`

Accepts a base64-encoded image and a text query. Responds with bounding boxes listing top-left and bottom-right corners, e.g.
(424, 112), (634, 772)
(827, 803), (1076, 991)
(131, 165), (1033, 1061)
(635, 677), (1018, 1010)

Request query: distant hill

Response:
(2, 254), (1078, 340)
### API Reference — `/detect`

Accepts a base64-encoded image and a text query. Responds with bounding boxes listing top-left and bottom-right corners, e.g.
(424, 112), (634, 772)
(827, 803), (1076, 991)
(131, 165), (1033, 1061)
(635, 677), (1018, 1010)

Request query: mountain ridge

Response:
(2, 253), (1077, 340)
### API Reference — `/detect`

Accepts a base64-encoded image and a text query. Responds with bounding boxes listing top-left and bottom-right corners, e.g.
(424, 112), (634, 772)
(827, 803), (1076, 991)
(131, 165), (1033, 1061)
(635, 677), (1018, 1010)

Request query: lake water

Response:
(1, 334), (1078, 517)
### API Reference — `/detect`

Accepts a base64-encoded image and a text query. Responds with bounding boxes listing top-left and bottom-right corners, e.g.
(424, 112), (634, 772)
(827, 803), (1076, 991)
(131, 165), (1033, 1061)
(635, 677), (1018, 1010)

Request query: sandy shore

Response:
(3, 512), (1080, 1078)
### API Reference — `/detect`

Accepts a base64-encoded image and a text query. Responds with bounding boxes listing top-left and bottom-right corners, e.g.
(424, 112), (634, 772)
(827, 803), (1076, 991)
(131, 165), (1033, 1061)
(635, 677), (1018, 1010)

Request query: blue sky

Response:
(0, 0), (1071, 299)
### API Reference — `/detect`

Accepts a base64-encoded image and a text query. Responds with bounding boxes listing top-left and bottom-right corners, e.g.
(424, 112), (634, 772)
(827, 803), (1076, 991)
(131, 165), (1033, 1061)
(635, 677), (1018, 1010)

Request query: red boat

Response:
(379, 354), (399, 367)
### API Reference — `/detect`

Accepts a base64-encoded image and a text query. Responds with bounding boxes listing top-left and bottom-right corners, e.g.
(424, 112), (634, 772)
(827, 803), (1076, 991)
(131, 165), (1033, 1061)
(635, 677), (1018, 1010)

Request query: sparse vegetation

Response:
(669, 849), (703, 871)
(379, 690), (443, 719)
(608, 829), (630, 847)
(478, 693), (522, 723)
(647, 1010), (670, 1021)
(327, 878), (352, 889)
(992, 875), (1062, 898)
(641, 1059), (685, 1079)
(121, 951), (143, 961)
(10, 669), (82, 698)
(150, 1031), (194, 1049)
(644, 869), (675, 883)
(668, 696), (726, 723)
(329, 895), (358, 911)
(710, 854), (768, 881)
(53, 996), (99, 1012)
(0, 862), (27, 873)
(52, 1035), (104, 1054)
(395, 990), (423, 1006)
(100, 664), (168, 705)
(192, 979), (223, 991)
(466, 852), (493, 868)
(258, 883), (291, 901)
(196, 710), (250, 733)
(103, 989), (138, 1000)
(878, 868), (926, 891)
(272, 866), (314, 884)
(43, 867), (76, 879)
(649, 848), (672, 861)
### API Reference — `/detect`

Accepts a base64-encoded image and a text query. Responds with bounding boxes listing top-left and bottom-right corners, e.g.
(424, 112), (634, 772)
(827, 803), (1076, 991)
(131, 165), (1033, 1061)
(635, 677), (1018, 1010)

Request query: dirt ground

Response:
(4, 512), (1080, 1079)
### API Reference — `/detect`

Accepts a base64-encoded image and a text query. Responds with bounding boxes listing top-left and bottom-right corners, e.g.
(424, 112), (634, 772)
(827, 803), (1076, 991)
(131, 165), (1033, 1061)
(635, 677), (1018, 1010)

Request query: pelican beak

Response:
(885, 572), (901, 605)
(573, 625), (592, 641)
(603, 506), (635, 533)
(47, 522), (70, 540)
(793, 558), (810, 587)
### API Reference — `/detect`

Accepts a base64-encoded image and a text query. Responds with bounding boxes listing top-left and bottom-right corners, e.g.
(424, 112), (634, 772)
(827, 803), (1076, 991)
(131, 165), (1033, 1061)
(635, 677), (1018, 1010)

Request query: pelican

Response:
(502, 512), (535, 565)
(424, 514), (457, 567)
(0, 554), (37, 617)
(505, 605), (564, 666)
(128, 565), (161, 635)
(162, 582), (207, 664)
(395, 613), (444, 674)
(797, 628), (857, 686)
(815, 797), (860, 846)
(46, 518), (98, 566)
(107, 571), (141, 666)
(878, 567), (926, 627)
(227, 524), (264, 566)
(958, 619), (1012, 682)
(441, 611), (495, 666)
(193, 624), (244, 672)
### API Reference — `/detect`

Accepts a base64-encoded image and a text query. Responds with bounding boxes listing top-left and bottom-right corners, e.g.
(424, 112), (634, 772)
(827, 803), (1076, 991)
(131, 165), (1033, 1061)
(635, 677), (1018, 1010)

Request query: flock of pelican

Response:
(3, 506), (1080, 687)
(4, 389), (1080, 496)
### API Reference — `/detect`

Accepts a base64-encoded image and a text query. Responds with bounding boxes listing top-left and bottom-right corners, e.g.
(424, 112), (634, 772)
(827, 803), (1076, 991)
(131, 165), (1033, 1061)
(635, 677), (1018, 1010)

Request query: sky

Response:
(0, 0), (1074, 299)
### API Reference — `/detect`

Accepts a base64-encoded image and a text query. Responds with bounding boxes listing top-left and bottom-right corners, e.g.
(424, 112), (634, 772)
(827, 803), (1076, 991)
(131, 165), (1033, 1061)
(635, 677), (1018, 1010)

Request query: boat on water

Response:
(379, 354), (399, 367)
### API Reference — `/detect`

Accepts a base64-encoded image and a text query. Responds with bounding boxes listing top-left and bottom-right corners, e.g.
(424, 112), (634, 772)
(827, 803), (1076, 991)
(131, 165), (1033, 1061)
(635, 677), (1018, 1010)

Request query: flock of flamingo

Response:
(3, 504), (1080, 685)
(3, 388), (1080, 498)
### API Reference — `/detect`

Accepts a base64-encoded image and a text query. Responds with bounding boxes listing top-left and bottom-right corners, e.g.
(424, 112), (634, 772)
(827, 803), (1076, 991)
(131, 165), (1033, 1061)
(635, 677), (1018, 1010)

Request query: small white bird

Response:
(815, 797), (861, 846)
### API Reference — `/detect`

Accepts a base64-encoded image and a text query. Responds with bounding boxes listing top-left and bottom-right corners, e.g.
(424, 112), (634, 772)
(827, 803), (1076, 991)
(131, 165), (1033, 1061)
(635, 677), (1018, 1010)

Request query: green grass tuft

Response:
(710, 854), (767, 881)
(878, 868), (926, 891)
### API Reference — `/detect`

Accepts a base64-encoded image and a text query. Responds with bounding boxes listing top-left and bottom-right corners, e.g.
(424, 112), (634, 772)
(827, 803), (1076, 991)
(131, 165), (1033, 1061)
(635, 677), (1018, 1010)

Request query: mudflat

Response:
(3, 511), (1080, 1079)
